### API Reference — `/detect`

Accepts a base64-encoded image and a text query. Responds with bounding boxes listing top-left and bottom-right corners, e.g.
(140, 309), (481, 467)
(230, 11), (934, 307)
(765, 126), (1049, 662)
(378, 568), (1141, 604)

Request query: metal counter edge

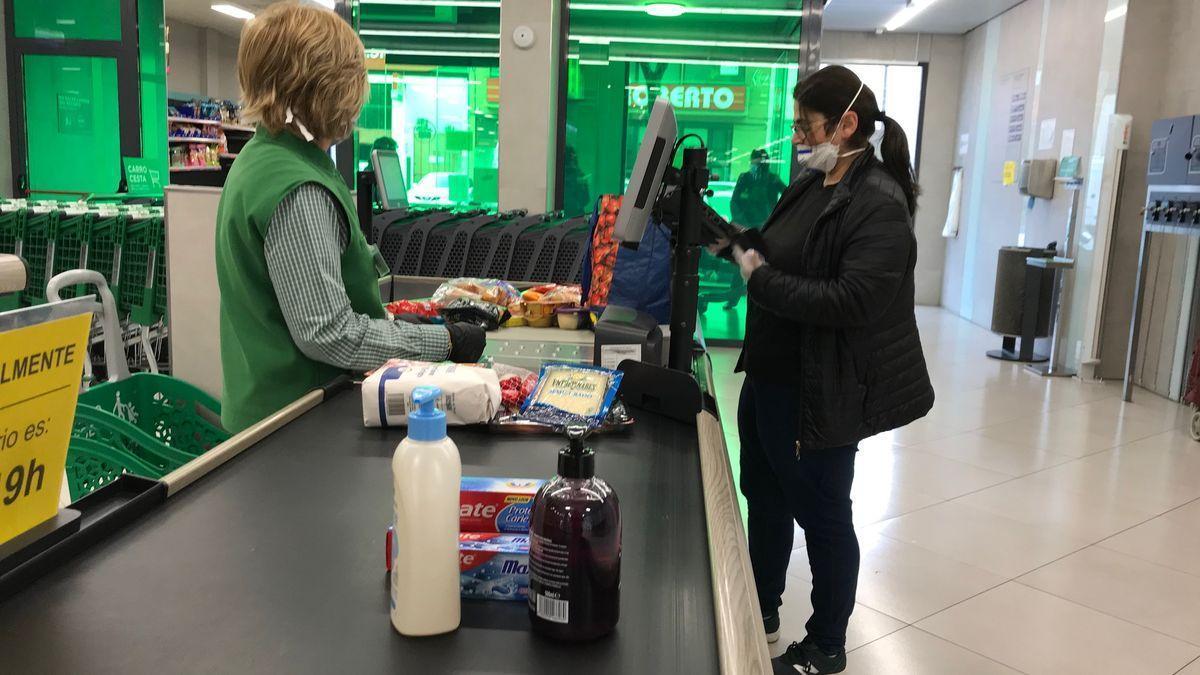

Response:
(696, 359), (771, 675)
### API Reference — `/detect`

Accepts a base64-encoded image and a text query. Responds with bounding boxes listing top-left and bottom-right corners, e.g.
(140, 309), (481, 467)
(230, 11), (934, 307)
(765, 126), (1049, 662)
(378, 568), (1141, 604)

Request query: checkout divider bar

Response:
(163, 386), (330, 497)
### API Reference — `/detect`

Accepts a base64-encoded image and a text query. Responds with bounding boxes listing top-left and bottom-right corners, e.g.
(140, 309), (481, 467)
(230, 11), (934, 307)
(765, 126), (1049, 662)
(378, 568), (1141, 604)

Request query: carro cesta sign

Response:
(627, 84), (747, 112)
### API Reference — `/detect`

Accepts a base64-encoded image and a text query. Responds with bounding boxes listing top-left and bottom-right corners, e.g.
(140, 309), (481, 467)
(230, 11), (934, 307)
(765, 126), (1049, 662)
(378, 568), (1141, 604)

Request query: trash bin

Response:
(991, 245), (1056, 338)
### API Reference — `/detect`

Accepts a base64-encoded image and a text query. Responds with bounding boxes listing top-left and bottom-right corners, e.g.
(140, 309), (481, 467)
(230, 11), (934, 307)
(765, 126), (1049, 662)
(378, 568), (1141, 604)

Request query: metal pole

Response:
(1123, 227), (1153, 402)
(791, 0), (825, 182)
(668, 147), (708, 372)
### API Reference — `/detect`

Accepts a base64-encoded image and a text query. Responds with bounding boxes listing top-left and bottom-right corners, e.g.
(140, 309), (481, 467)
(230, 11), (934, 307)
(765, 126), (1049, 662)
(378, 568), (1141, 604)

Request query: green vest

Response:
(215, 127), (385, 432)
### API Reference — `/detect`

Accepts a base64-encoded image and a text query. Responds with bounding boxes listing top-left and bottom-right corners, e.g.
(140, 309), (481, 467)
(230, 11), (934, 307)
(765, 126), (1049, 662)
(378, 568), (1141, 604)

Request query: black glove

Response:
(394, 313), (437, 325)
(446, 322), (486, 363)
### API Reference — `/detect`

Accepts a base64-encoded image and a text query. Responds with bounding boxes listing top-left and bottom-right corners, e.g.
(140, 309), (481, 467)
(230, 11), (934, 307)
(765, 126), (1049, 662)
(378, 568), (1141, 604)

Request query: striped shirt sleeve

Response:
(263, 182), (450, 371)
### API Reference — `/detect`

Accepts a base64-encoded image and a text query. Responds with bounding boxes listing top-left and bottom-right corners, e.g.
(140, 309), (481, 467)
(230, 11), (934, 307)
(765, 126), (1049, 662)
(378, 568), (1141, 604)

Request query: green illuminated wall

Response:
(24, 56), (121, 197)
(138, 0), (169, 191)
(13, 0), (167, 198)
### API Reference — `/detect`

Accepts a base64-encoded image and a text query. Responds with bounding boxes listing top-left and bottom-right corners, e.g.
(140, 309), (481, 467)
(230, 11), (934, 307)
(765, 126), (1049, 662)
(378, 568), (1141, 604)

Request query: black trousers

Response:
(738, 376), (859, 652)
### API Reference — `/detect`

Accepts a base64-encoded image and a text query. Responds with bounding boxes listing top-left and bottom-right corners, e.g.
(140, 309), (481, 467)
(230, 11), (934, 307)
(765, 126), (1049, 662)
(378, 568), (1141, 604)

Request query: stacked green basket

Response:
(67, 373), (230, 501)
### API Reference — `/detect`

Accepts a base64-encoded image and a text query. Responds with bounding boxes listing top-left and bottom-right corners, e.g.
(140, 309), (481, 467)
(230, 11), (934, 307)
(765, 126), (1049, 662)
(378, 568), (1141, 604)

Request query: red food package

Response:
(386, 300), (440, 317)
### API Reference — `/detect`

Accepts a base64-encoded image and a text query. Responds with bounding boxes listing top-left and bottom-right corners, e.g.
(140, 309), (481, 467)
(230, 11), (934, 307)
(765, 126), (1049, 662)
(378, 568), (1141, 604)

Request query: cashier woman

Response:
(214, 3), (485, 433)
(713, 66), (934, 674)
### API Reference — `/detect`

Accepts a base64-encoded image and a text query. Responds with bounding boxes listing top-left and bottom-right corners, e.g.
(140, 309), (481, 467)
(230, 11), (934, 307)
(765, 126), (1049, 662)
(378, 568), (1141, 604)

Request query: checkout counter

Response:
(0, 275), (769, 674)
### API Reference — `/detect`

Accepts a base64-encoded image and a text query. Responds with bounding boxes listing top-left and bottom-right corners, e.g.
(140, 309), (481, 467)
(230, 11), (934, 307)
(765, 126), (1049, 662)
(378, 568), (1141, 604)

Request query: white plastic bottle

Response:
(390, 385), (462, 636)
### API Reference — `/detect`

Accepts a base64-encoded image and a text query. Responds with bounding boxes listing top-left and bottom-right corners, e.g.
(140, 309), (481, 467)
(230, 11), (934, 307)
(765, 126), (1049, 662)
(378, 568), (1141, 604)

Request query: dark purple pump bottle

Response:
(528, 426), (621, 641)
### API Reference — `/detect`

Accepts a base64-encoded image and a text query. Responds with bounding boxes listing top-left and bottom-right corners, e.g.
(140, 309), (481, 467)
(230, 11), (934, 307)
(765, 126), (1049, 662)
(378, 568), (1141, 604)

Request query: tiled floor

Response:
(710, 306), (1200, 675)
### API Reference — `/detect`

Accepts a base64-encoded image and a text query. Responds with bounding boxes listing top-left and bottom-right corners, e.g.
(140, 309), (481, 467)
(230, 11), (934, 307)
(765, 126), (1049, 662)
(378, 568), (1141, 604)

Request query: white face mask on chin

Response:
(798, 80), (867, 174)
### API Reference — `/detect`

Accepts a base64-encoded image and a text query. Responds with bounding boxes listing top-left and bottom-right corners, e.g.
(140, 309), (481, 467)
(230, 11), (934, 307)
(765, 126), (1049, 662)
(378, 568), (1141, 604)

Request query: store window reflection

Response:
(355, 2), (501, 210)
(565, 0), (804, 342)
(358, 64), (500, 210)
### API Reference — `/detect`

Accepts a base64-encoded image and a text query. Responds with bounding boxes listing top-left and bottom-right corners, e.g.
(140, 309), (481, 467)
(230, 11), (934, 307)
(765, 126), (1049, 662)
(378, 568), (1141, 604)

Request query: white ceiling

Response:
(167, 0), (1029, 40)
(823, 0), (1027, 34)
(164, 0), (295, 36)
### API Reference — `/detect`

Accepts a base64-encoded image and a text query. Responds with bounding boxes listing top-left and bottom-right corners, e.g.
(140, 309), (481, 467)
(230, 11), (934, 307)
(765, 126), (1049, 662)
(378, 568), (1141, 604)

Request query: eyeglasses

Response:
(791, 116), (829, 138)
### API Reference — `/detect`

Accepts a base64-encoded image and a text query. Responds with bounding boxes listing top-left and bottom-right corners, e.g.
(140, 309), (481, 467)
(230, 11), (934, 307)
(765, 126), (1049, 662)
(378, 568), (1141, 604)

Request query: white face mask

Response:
(798, 80), (867, 174)
(285, 107), (315, 143)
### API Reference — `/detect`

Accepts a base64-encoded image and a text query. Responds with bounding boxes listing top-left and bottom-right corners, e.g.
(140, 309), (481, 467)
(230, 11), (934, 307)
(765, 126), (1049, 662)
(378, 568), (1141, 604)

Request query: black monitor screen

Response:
(373, 150), (409, 210)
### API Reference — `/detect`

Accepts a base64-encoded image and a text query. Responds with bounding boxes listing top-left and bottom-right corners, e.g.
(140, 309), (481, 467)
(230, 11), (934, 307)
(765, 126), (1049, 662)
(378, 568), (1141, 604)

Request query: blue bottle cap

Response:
(408, 386), (446, 441)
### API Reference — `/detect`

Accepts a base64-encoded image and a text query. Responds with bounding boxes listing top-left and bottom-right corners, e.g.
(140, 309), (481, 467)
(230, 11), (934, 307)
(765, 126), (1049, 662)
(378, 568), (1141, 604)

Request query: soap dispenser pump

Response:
(528, 425), (622, 641)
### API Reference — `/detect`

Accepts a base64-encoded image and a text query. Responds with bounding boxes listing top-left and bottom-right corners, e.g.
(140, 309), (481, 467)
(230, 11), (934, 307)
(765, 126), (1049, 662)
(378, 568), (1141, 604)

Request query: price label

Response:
(0, 313), (91, 545)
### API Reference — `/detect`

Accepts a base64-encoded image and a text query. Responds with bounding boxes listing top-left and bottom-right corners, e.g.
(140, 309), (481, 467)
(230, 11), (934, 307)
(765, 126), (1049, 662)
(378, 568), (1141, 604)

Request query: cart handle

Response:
(46, 270), (131, 382)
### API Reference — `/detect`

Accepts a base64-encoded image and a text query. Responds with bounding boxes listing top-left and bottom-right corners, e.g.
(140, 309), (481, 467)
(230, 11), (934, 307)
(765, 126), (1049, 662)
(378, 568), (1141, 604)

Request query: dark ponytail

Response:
(794, 65), (921, 216)
(879, 113), (920, 216)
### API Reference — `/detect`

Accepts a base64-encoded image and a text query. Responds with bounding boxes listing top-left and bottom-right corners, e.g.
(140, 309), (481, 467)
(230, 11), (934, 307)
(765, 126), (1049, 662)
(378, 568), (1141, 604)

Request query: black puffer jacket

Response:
(739, 153), (934, 449)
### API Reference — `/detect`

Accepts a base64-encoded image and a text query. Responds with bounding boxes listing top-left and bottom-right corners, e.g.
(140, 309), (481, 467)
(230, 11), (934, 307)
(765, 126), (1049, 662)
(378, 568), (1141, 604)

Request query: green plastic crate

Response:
(77, 373), (228, 458)
(65, 435), (163, 503)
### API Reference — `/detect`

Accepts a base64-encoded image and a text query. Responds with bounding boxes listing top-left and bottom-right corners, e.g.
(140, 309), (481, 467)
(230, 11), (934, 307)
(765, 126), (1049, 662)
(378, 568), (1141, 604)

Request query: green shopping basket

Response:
(65, 435), (164, 503)
(20, 208), (58, 306)
(49, 210), (94, 300)
(82, 214), (126, 298)
(72, 405), (197, 473)
(119, 215), (165, 326)
(0, 208), (25, 310)
(77, 373), (228, 458)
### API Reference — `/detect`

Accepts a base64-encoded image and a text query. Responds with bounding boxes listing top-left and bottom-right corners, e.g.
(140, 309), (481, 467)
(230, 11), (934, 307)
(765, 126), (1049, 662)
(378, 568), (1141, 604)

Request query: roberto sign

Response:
(627, 84), (747, 112)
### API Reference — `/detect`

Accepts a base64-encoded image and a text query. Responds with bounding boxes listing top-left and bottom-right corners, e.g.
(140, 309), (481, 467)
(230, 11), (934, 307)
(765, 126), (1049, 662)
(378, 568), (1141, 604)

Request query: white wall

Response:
(823, 31), (964, 306)
(941, 0), (1109, 332)
(167, 19), (241, 102)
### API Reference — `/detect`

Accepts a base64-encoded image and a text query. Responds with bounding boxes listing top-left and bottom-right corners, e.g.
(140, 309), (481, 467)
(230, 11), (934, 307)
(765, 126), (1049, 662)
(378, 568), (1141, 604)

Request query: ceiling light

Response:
(363, 0), (499, 6)
(360, 29), (501, 39)
(570, 3), (803, 18)
(884, 0), (941, 31)
(211, 4), (255, 20)
(361, 29), (797, 51)
(573, 34), (798, 50)
(1104, 5), (1127, 22)
(370, 48), (500, 59)
(645, 3), (684, 17)
(610, 55), (797, 70)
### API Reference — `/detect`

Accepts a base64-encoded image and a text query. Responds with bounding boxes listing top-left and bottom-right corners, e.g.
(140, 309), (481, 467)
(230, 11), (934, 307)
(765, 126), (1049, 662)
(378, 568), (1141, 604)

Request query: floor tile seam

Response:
(905, 624), (1035, 675)
(1009, 579), (1200, 650)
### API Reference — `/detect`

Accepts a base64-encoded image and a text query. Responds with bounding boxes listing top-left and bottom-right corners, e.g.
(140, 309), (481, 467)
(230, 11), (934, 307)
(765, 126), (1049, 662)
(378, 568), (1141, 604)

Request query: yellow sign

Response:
(0, 313), (91, 544)
(1002, 160), (1017, 186)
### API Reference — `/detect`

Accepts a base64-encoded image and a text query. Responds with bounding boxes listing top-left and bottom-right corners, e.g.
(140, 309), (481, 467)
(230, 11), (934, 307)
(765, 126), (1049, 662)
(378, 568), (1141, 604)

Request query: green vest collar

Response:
(253, 125), (337, 173)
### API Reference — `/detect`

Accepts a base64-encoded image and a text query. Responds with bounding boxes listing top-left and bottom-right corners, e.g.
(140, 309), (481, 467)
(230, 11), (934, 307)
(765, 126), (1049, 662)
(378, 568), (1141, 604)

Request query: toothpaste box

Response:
(460, 477), (545, 534)
(459, 533), (530, 602)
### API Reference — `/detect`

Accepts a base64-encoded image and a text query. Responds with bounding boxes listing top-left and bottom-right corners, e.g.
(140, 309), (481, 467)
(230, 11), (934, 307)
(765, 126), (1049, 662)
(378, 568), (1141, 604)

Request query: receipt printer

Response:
(593, 305), (664, 370)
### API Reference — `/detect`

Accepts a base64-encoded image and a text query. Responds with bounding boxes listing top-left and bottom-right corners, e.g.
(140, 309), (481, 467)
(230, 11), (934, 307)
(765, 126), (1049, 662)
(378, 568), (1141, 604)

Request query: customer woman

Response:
(215, 2), (484, 432)
(716, 65), (934, 674)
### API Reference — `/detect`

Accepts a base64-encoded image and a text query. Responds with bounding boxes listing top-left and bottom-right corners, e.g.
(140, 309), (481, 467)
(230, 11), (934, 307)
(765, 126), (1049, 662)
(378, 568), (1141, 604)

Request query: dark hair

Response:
(794, 65), (920, 215)
(751, 148), (768, 161)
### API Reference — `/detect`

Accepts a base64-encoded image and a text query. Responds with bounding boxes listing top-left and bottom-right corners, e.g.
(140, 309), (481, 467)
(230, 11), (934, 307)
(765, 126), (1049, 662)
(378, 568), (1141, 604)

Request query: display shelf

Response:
(169, 166), (221, 173)
(221, 123), (254, 133)
(167, 116), (221, 127)
(168, 137), (221, 145)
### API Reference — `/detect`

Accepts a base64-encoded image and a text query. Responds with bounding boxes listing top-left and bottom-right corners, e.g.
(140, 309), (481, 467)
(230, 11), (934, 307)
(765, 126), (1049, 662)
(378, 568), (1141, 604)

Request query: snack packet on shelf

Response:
(519, 363), (624, 430)
(362, 360), (501, 427)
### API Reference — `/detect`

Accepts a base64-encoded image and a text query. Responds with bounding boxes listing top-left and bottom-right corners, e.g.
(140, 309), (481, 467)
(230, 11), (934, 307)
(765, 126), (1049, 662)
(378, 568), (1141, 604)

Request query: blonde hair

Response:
(238, 1), (367, 142)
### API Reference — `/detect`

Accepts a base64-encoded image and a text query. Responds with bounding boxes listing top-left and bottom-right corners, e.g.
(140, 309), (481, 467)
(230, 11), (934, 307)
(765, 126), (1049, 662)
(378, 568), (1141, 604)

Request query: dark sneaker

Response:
(772, 638), (847, 674)
(763, 612), (781, 644)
